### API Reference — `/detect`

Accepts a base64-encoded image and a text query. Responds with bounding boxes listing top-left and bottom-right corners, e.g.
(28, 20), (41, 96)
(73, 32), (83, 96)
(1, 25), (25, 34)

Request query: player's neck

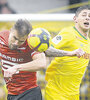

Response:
(75, 25), (89, 39)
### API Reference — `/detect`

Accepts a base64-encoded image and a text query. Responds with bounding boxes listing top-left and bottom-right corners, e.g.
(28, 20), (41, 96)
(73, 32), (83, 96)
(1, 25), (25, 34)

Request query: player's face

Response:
(8, 29), (28, 50)
(74, 9), (90, 31)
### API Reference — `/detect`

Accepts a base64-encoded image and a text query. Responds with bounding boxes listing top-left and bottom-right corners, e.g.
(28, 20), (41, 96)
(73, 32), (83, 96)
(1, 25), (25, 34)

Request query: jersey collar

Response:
(73, 27), (87, 40)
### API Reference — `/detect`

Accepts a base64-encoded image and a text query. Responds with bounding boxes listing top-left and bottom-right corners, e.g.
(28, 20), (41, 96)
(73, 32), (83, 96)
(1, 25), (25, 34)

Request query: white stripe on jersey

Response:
(0, 39), (5, 45)
(31, 51), (37, 56)
(2, 64), (11, 69)
(1, 59), (18, 71)
(2, 59), (18, 66)
(2, 67), (7, 71)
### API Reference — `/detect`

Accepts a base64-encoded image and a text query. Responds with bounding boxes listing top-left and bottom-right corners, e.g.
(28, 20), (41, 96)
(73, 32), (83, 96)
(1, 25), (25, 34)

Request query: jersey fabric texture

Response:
(0, 30), (39, 95)
(45, 27), (90, 100)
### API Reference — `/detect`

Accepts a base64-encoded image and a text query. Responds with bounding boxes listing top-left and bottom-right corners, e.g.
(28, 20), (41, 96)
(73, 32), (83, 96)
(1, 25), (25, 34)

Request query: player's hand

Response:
(70, 48), (85, 58)
(4, 66), (18, 78)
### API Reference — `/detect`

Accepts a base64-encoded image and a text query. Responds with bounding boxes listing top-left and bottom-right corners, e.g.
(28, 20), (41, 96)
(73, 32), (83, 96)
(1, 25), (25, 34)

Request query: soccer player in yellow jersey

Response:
(45, 5), (90, 100)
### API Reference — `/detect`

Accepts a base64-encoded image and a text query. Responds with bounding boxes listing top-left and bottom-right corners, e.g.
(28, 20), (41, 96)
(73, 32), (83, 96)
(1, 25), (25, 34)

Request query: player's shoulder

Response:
(58, 26), (76, 39)
(0, 30), (9, 34)
(0, 30), (9, 45)
(59, 26), (74, 35)
(0, 30), (9, 37)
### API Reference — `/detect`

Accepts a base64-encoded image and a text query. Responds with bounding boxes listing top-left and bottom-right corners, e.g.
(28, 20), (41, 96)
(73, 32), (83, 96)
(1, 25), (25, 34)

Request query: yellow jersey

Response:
(45, 27), (90, 97)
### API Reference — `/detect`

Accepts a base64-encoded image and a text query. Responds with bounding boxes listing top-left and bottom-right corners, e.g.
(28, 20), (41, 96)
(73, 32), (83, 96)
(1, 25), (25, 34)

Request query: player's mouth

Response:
(84, 22), (89, 27)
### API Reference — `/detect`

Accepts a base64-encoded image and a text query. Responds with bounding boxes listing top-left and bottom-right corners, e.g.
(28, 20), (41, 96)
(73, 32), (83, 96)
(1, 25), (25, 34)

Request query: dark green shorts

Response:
(7, 86), (42, 100)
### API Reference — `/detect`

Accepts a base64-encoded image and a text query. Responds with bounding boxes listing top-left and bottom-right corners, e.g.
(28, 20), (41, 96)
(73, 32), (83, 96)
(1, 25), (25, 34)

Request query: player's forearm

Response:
(45, 46), (74, 57)
(16, 58), (46, 72)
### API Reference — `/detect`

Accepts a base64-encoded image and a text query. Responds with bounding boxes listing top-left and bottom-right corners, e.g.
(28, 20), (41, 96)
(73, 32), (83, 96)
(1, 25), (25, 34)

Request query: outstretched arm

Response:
(45, 46), (85, 58)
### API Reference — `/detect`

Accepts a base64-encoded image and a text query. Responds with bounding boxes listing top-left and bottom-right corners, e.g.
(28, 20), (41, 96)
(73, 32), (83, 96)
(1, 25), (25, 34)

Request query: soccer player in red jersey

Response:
(0, 19), (46, 100)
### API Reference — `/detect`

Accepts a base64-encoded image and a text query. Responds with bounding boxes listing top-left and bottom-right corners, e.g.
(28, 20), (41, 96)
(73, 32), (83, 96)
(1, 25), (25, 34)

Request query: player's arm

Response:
(17, 52), (46, 71)
(4, 52), (46, 78)
(45, 46), (85, 58)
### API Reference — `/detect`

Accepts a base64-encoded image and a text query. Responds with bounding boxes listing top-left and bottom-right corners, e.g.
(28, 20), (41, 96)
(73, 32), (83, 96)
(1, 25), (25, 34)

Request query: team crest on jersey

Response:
(52, 35), (62, 44)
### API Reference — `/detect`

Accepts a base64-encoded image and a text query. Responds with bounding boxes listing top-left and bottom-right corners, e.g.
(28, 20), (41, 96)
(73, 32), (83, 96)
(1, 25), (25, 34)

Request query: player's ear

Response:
(73, 16), (78, 23)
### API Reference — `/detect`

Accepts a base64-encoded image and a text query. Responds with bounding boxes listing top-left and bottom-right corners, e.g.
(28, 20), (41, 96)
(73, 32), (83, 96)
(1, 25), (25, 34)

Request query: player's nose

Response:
(13, 40), (19, 45)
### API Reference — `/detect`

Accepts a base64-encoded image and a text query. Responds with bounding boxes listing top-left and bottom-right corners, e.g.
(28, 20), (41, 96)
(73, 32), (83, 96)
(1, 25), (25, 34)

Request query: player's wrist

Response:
(66, 51), (74, 56)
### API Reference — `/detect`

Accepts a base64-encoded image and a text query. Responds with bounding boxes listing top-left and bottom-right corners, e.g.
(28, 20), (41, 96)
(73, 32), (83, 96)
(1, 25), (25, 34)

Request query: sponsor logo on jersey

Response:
(52, 35), (62, 45)
(0, 53), (24, 62)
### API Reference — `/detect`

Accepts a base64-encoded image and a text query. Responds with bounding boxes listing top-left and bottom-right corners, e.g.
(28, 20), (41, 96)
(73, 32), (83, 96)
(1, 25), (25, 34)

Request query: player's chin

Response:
(82, 26), (89, 31)
(83, 25), (90, 30)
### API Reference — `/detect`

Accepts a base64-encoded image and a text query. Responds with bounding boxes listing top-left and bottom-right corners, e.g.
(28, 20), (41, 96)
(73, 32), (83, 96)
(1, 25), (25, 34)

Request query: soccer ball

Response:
(27, 28), (51, 52)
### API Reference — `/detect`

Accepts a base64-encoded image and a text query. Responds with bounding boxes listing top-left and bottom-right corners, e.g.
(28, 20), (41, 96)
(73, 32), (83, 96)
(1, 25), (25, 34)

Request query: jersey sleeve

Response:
(31, 51), (40, 57)
(51, 28), (75, 50)
(0, 31), (7, 52)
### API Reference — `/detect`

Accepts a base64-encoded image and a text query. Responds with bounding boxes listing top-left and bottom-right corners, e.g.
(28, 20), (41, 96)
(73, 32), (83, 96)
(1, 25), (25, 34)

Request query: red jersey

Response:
(0, 30), (38, 95)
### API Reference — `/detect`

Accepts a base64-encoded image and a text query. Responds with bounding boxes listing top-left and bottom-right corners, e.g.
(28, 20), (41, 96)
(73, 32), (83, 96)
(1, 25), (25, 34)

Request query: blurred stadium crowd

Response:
(0, 0), (16, 14)
(0, 0), (89, 14)
(0, 0), (90, 100)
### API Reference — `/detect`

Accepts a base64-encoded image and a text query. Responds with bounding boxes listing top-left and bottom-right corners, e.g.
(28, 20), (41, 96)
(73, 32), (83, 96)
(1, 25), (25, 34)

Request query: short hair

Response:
(75, 5), (90, 16)
(13, 19), (32, 36)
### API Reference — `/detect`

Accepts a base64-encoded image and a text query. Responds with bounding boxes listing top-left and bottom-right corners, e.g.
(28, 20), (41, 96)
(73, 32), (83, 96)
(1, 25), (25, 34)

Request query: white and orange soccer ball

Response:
(27, 28), (51, 52)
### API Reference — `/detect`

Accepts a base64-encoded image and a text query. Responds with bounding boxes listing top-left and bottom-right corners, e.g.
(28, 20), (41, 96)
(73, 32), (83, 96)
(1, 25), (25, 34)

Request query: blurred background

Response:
(0, 0), (89, 14)
(0, 0), (90, 100)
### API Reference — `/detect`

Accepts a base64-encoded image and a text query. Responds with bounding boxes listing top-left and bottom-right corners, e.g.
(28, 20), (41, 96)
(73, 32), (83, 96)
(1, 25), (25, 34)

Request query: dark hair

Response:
(13, 19), (32, 36)
(75, 5), (90, 16)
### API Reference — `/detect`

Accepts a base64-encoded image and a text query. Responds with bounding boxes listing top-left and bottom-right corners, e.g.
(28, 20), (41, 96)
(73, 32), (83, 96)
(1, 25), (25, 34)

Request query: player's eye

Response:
(14, 36), (24, 43)
(19, 41), (25, 43)
(14, 36), (18, 40)
(82, 14), (86, 17)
